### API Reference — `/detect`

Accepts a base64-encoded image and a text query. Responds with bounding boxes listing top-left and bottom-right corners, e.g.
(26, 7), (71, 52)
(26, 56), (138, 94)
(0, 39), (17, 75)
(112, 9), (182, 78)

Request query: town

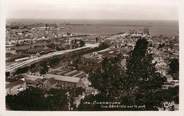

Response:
(6, 22), (179, 111)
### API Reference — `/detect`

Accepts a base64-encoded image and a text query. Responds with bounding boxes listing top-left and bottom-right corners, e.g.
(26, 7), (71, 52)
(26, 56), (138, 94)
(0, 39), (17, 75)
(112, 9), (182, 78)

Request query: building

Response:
(6, 79), (26, 95)
(24, 74), (44, 88)
(45, 74), (82, 89)
(23, 73), (83, 90)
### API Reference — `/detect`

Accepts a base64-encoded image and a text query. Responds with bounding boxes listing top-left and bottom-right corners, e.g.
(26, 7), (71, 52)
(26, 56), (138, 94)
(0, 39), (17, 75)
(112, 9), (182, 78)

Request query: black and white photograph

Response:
(3, 0), (181, 112)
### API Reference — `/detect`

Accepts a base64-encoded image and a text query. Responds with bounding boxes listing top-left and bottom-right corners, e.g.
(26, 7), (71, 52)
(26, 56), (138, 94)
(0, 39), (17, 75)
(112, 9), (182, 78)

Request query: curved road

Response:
(6, 43), (99, 73)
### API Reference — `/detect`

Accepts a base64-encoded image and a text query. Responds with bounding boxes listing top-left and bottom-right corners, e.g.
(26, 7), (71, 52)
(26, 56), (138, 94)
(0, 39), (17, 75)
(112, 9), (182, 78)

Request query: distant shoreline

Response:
(6, 18), (178, 25)
(6, 19), (179, 36)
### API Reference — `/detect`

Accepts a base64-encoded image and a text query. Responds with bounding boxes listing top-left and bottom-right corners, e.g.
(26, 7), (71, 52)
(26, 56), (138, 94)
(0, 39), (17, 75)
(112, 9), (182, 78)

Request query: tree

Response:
(15, 66), (29, 75)
(79, 40), (85, 47)
(161, 86), (179, 103)
(39, 61), (49, 75)
(47, 43), (56, 49)
(94, 41), (110, 51)
(77, 54), (127, 111)
(168, 58), (179, 80)
(30, 61), (49, 74)
(48, 57), (61, 67)
(45, 89), (68, 110)
(6, 87), (69, 111)
(78, 38), (172, 111)
(71, 55), (81, 69)
(125, 38), (166, 110)
(30, 64), (40, 73)
(88, 54), (126, 98)
(6, 87), (47, 110)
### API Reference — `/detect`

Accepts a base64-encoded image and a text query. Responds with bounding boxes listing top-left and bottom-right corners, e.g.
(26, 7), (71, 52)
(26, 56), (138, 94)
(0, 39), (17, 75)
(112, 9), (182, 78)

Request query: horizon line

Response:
(6, 18), (178, 22)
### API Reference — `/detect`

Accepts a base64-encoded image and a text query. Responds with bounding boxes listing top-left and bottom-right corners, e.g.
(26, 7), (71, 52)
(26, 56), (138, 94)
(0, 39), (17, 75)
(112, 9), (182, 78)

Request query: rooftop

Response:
(6, 80), (25, 89)
(46, 74), (80, 83)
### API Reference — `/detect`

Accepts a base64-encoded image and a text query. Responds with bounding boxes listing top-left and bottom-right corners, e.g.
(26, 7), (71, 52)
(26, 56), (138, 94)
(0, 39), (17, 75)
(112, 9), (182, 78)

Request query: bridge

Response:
(6, 43), (99, 75)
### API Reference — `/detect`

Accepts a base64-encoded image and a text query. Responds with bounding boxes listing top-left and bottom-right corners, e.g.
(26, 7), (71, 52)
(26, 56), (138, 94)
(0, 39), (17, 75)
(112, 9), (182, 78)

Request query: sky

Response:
(6, 0), (179, 20)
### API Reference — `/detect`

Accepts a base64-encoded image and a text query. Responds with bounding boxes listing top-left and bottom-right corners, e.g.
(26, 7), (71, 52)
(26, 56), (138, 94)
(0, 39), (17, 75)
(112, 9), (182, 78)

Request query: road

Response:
(6, 43), (99, 73)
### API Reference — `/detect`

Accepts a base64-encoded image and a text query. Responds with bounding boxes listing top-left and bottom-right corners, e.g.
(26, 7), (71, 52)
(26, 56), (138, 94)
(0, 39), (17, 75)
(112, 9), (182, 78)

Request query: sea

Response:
(7, 19), (179, 36)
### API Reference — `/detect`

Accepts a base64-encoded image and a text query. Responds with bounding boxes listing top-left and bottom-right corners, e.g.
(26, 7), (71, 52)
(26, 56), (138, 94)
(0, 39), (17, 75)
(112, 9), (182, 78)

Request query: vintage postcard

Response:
(1, 0), (184, 115)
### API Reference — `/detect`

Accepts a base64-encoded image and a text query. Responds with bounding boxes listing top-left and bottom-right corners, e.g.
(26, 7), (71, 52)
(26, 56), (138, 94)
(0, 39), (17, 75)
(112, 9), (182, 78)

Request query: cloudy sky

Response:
(6, 0), (178, 20)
